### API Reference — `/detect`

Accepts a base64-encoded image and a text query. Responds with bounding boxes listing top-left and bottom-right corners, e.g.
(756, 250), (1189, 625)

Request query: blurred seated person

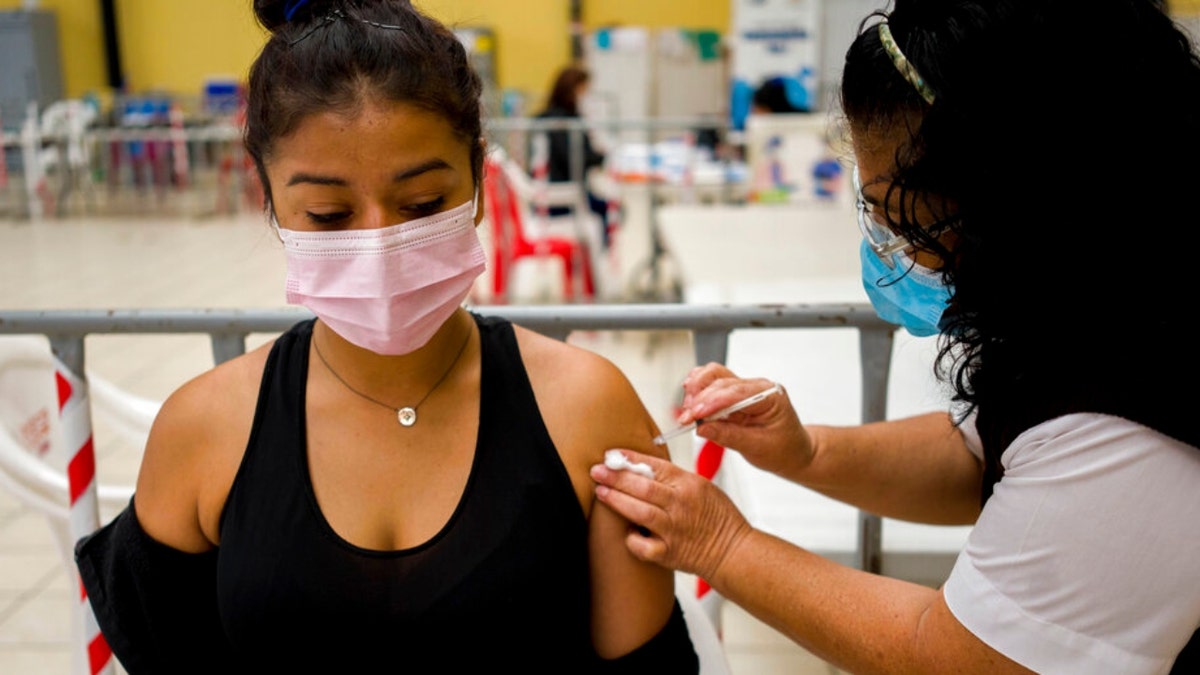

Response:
(532, 64), (612, 248)
(751, 76), (811, 114)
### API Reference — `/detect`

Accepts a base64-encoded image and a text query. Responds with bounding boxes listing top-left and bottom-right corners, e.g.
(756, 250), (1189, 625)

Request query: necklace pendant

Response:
(397, 407), (417, 427)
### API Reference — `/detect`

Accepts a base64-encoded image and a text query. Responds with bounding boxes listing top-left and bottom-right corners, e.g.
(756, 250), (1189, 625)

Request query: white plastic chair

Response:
(484, 146), (604, 302)
(0, 337), (141, 569)
(677, 579), (734, 675)
(0, 335), (149, 675)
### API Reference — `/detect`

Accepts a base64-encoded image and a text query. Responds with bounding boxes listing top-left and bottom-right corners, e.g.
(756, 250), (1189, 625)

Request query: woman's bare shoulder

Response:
(133, 339), (275, 551)
(513, 325), (665, 465)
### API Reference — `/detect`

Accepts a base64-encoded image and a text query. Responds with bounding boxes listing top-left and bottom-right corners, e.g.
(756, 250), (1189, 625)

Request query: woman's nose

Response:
(358, 204), (390, 230)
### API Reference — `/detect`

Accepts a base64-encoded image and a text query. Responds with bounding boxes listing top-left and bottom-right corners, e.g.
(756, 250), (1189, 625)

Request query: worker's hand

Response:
(677, 363), (813, 478)
(590, 451), (752, 582)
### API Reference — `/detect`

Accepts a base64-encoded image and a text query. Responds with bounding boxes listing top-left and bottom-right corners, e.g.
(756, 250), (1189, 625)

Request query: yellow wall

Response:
(6, 0), (1198, 105)
(418, 0), (573, 104)
(116, 0), (266, 96)
(585, 0), (729, 30)
(1174, 0), (1200, 14)
(1, 0), (729, 104)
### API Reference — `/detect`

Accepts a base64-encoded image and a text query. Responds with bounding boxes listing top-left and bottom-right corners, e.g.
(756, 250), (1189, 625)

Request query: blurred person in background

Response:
(532, 64), (613, 248)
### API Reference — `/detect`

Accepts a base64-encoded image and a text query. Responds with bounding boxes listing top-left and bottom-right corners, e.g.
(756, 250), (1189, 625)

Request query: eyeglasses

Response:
(853, 165), (911, 269)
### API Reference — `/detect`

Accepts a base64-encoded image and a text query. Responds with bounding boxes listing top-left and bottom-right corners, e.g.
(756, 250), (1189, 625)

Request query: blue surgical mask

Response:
(859, 239), (952, 337)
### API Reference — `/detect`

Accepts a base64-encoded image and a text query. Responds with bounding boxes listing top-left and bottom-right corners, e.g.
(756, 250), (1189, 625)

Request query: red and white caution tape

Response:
(693, 438), (726, 604)
(691, 437), (728, 637)
(54, 361), (114, 675)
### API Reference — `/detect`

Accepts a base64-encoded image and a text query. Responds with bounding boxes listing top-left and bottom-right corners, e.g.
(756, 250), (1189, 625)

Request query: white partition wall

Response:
(728, 0), (820, 127)
(585, 26), (654, 147)
(652, 29), (726, 120)
(585, 26), (726, 143)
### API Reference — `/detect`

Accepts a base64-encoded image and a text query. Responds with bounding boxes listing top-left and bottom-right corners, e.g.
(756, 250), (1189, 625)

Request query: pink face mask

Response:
(276, 198), (485, 355)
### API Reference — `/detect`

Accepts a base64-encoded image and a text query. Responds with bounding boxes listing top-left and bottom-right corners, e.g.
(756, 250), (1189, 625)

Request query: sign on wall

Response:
(728, 0), (819, 129)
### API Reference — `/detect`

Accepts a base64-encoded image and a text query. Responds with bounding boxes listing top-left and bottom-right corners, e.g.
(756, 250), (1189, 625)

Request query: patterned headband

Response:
(877, 20), (936, 105)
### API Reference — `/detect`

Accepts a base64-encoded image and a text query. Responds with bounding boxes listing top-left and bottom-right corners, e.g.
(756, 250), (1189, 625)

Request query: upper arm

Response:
(134, 349), (264, 553)
(916, 592), (1036, 673)
(805, 411), (983, 524)
(583, 374), (674, 658)
(588, 482), (678, 659)
(517, 328), (677, 658)
(134, 381), (213, 553)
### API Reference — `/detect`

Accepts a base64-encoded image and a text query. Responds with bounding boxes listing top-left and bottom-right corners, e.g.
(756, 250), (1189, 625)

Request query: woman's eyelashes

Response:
(306, 211), (351, 226)
(302, 197), (448, 227)
(406, 196), (445, 216)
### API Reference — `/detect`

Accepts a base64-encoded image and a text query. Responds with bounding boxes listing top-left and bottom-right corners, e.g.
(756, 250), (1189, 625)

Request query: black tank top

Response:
(216, 316), (598, 672)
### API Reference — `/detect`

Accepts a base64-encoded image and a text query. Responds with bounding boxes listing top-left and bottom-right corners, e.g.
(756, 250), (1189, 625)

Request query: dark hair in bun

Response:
(245, 0), (483, 212)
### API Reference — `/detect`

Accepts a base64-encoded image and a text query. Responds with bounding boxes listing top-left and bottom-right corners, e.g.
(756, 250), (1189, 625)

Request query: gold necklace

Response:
(312, 326), (473, 427)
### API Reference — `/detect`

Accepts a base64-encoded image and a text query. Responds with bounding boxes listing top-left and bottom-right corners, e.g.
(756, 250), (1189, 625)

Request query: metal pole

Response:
(100, 0), (125, 92)
(856, 326), (895, 574)
(569, 0), (584, 61)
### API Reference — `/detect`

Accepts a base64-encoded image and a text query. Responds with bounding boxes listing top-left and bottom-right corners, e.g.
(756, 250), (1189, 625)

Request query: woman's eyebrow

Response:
(284, 159), (453, 187)
(286, 172), (346, 187)
(393, 158), (452, 182)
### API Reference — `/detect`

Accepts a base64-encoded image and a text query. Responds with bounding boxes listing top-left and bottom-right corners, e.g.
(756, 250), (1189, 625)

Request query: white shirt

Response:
(944, 413), (1200, 674)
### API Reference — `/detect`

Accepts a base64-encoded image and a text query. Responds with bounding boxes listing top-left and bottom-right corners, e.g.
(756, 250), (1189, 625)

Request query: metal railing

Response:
(1, 115), (737, 217)
(0, 302), (898, 575)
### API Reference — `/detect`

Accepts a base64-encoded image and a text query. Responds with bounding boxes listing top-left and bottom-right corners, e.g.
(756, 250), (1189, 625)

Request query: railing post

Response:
(690, 327), (732, 633)
(47, 334), (115, 675)
(856, 326), (895, 575)
(692, 329), (730, 367)
(210, 332), (248, 365)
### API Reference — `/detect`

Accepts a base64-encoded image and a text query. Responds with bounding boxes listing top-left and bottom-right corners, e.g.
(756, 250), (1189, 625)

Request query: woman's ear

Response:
(474, 137), (488, 226)
(473, 186), (485, 227)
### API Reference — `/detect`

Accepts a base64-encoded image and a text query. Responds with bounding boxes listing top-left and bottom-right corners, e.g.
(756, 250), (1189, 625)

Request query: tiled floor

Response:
(0, 190), (899, 674)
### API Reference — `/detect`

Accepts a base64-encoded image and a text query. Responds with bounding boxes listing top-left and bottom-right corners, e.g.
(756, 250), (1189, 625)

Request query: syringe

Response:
(653, 382), (782, 445)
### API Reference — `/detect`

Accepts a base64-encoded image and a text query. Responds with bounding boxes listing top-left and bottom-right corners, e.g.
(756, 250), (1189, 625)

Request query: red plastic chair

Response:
(482, 152), (595, 303)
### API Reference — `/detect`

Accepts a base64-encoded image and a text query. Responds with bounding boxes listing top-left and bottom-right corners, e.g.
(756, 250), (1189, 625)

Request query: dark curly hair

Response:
(245, 0), (484, 215)
(840, 0), (1200, 498)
